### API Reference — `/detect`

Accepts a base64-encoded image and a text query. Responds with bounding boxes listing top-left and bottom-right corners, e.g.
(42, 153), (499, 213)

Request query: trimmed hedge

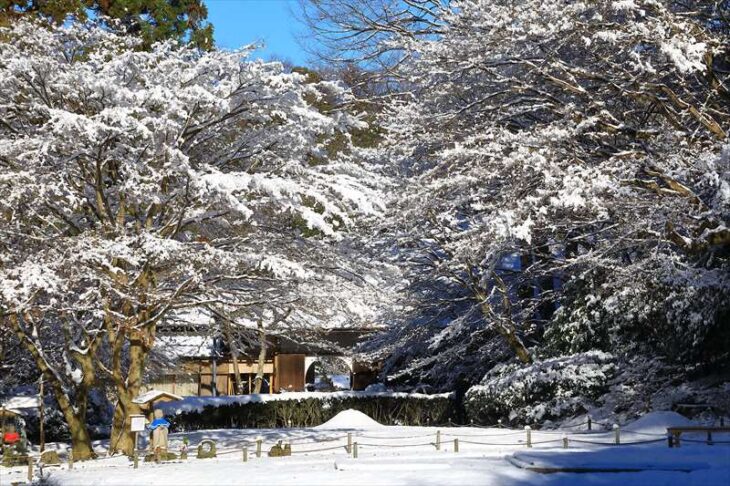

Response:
(167, 394), (456, 431)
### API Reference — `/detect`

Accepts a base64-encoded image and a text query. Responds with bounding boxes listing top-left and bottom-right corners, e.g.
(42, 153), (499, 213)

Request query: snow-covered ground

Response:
(2, 411), (728, 485)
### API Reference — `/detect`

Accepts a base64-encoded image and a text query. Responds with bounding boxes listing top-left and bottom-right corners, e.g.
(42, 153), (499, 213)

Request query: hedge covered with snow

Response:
(163, 391), (456, 431)
(464, 352), (615, 425)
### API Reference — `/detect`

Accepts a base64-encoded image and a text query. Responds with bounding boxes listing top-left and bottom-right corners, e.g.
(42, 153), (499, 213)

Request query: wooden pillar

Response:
(39, 377), (45, 453)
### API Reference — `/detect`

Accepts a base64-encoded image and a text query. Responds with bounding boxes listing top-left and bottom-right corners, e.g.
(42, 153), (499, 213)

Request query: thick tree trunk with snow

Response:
(107, 333), (153, 455)
(65, 411), (96, 461)
(109, 392), (144, 456)
(106, 302), (156, 456)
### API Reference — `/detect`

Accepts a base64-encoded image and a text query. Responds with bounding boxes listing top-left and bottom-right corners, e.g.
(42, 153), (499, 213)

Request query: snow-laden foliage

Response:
(367, 0), (730, 391)
(0, 19), (388, 456)
(465, 352), (615, 425)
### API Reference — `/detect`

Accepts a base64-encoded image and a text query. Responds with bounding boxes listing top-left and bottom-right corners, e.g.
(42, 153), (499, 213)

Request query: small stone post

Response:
(347, 432), (352, 454)
(436, 430), (441, 451)
(497, 419), (502, 428)
(256, 437), (263, 458)
(353, 442), (358, 459)
(27, 457), (33, 482)
(454, 438), (459, 453)
(562, 434), (568, 449)
(525, 426), (532, 448)
(613, 424), (620, 445)
(243, 448), (248, 463)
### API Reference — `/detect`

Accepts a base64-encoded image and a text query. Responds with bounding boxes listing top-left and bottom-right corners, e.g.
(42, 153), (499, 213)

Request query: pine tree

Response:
(0, 0), (213, 49)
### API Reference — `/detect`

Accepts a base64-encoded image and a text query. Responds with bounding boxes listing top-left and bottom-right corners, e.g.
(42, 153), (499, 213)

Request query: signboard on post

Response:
(130, 414), (146, 432)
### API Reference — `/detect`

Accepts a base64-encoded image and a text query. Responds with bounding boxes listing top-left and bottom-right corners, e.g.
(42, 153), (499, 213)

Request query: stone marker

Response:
(268, 440), (291, 457)
(197, 439), (217, 459)
(40, 450), (60, 465)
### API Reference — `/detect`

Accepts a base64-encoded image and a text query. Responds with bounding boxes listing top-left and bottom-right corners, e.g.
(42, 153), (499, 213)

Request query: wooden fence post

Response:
(436, 430), (441, 451)
(587, 416), (592, 431)
(27, 457), (33, 482)
(525, 426), (532, 448)
(256, 437), (263, 458)
(68, 451), (73, 470)
(454, 438), (459, 453)
(562, 434), (568, 449)
(243, 448), (248, 463)
(347, 433), (352, 454)
(353, 442), (358, 459)
(613, 424), (620, 445)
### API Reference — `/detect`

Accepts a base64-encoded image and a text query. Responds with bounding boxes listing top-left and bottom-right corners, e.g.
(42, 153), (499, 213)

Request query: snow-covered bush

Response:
(545, 264), (730, 366)
(465, 352), (615, 425)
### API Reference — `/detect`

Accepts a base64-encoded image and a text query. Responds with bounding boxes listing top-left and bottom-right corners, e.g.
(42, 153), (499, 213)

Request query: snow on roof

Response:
(1, 395), (40, 410)
(154, 334), (215, 358)
(166, 308), (215, 326)
(133, 390), (183, 405)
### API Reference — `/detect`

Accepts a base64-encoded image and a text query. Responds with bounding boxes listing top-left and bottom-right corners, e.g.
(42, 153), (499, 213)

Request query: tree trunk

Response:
(66, 412), (95, 460)
(107, 307), (155, 456)
(108, 328), (152, 455)
(6, 314), (97, 459)
(109, 392), (143, 456)
(477, 276), (532, 364)
(222, 317), (244, 394)
(253, 320), (267, 394)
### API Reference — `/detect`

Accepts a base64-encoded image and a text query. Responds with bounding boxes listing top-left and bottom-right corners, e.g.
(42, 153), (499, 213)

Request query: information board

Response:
(130, 414), (146, 432)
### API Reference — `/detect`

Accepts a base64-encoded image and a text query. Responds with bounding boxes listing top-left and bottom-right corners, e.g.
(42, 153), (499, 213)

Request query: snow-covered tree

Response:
(364, 0), (729, 388)
(0, 19), (384, 457)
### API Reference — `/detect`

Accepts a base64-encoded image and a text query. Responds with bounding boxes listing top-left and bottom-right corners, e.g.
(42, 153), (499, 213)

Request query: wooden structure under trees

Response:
(143, 329), (381, 396)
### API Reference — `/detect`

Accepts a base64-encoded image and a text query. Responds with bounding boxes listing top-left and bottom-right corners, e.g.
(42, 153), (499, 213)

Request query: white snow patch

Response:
(1, 395), (40, 410)
(315, 409), (383, 430)
(623, 411), (694, 434)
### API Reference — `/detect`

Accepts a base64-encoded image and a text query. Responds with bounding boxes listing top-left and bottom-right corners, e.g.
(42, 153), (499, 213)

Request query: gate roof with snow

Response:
(133, 390), (183, 410)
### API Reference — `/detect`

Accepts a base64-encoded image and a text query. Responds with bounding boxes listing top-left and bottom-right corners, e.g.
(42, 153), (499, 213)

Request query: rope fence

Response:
(3, 421), (728, 482)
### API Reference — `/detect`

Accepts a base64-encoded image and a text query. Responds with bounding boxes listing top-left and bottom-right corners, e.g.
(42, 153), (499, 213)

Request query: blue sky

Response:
(206, 0), (310, 65)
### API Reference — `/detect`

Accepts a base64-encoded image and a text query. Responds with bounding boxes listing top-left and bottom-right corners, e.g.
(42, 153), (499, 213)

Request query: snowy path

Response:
(2, 425), (728, 485)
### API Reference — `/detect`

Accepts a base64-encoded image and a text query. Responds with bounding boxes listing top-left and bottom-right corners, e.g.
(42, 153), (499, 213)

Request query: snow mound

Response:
(624, 411), (694, 434)
(316, 409), (383, 429)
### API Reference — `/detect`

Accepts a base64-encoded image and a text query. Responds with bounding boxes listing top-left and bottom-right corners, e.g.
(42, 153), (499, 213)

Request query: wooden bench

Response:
(667, 426), (730, 447)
